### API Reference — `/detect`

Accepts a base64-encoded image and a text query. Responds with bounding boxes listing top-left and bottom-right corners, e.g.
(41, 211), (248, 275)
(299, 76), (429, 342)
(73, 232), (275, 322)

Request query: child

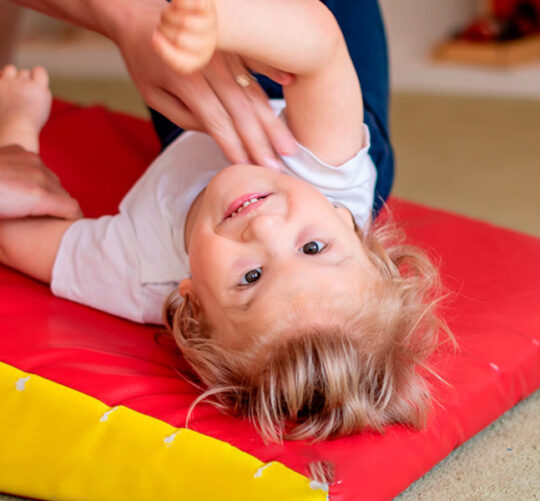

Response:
(0, 0), (449, 442)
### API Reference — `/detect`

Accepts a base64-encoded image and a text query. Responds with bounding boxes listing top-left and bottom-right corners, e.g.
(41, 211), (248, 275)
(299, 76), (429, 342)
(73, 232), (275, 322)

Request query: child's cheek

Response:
(188, 230), (222, 283)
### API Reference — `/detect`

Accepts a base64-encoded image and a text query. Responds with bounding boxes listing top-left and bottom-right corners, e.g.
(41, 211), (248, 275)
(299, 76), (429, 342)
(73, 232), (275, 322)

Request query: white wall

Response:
(380, 0), (476, 66)
(380, 0), (540, 96)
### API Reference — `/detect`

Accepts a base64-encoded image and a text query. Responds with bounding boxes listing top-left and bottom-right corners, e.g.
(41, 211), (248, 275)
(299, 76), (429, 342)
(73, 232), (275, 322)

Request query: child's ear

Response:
(178, 278), (194, 298)
(335, 206), (355, 229)
(178, 278), (202, 323)
(176, 278), (204, 337)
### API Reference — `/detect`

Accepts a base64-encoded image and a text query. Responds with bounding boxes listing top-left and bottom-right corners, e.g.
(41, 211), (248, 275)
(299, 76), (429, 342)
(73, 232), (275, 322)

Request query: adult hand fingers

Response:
(145, 85), (204, 131)
(0, 146), (59, 192)
(223, 54), (298, 161)
(149, 73), (252, 164)
(204, 53), (283, 169)
(29, 187), (83, 220)
(136, 56), (251, 164)
(0, 145), (82, 220)
(23, 162), (83, 219)
(19, 152), (68, 195)
(171, 68), (251, 164)
(202, 52), (295, 169)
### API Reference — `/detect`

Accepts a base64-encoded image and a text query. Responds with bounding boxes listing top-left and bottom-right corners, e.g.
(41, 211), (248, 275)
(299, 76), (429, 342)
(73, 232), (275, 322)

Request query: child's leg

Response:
(0, 65), (52, 153)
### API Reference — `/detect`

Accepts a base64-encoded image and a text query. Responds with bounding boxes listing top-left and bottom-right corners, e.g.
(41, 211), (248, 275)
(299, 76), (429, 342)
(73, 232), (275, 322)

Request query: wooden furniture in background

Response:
(433, 0), (540, 66)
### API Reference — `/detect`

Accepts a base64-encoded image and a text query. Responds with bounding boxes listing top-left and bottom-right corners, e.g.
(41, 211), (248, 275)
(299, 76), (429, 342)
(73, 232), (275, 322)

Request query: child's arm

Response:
(154, 0), (364, 166)
(0, 217), (73, 283)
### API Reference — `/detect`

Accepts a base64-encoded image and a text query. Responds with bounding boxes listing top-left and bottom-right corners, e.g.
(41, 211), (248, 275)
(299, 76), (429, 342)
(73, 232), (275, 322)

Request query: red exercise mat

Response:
(1, 100), (539, 500)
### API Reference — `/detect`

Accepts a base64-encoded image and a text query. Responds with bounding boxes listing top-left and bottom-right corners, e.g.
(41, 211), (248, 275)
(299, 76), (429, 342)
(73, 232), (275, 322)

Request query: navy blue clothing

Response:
(150, 0), (394, 217)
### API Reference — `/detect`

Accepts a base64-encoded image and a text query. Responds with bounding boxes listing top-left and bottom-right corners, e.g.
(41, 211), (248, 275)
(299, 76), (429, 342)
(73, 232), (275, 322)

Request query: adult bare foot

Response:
(0, 65), (52, 153)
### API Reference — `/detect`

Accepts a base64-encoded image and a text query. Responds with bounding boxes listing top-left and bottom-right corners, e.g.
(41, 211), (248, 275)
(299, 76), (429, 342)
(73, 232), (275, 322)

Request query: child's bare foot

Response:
(0, 65), (52, 153)
(153, 0), (218, 74)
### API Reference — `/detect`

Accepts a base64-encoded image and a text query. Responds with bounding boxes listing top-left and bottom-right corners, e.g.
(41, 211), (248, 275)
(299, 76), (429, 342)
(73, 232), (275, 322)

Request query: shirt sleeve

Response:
(51, 214), (145, 323)
(278, 113), (377, 229)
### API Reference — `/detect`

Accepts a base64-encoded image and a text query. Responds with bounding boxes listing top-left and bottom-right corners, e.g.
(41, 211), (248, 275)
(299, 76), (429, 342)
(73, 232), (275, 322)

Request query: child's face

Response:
(181, 164), (377, 348)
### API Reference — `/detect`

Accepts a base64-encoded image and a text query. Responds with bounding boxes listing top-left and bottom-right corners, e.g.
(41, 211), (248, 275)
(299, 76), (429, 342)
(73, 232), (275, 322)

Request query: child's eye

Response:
(301, 240), (326, 255)
(239, 267), (262, 286)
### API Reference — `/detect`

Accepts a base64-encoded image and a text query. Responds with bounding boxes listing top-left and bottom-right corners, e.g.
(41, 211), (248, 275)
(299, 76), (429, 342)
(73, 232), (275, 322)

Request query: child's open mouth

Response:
(223, 193), (272, 220)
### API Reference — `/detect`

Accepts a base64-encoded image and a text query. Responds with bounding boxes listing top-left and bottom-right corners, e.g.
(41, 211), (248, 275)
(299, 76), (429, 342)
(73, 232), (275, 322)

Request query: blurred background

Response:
(0, 1), (539, 501)
(1, 0), (539, 236)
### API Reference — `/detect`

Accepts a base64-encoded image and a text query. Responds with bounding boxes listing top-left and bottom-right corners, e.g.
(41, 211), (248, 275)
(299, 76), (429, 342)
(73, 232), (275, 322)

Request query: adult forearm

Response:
(214, 0), (341, 75)
(7, 0), (152, 42)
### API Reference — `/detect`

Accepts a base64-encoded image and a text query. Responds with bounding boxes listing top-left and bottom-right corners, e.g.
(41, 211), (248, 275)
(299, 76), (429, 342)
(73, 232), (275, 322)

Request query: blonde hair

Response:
(164, 215), (454, 444)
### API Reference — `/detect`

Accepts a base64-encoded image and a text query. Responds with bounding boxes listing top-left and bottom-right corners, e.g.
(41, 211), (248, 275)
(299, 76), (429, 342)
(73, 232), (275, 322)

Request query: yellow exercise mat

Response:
(0, 362), (327, 501)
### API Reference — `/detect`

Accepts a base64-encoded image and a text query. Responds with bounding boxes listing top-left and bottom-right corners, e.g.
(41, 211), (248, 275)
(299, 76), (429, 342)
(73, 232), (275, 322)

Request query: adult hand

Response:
(0, 145), (82, 219)
(113, 1), (297, 169)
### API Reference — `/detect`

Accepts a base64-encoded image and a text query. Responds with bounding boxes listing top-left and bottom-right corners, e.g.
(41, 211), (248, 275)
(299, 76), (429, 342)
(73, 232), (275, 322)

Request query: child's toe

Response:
(1, 65), (17, 79)
(31, 66), (49, 86)
(17, 68), (31, 80)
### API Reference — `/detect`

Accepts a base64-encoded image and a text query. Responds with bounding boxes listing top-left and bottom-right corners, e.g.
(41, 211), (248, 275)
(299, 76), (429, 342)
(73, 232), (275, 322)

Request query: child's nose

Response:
(241, 214), (284, 244)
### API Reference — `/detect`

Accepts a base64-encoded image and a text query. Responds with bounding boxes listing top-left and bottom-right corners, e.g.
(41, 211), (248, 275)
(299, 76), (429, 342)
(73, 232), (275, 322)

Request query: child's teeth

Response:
(229, 196), (265, 218)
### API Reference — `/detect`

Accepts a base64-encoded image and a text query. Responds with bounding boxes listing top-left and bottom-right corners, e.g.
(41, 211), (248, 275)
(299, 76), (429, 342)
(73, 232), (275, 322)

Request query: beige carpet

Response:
(1, 84), (539, 500)
(391, 93), (540, 237)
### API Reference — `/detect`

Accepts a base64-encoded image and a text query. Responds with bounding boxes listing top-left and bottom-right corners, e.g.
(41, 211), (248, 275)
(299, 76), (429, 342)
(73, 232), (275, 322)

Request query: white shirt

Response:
(51, 100), (377, 324)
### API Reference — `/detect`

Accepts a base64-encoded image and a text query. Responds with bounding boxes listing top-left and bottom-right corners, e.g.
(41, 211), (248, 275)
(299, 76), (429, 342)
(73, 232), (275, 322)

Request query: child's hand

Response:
(153, 0), (218, 74)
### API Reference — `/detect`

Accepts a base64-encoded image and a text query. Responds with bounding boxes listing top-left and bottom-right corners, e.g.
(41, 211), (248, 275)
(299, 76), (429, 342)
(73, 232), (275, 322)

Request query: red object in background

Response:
(458, 15), (503, 41)
(491, 0), (540, 17)
(1, 101), (539, 500)
(458, 1), (540, 42)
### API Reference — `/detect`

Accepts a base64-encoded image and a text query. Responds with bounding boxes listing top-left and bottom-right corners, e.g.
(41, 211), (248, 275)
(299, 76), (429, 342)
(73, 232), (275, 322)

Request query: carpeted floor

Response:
(1, 82), (539, 500)
(390, 93), (540, 237)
